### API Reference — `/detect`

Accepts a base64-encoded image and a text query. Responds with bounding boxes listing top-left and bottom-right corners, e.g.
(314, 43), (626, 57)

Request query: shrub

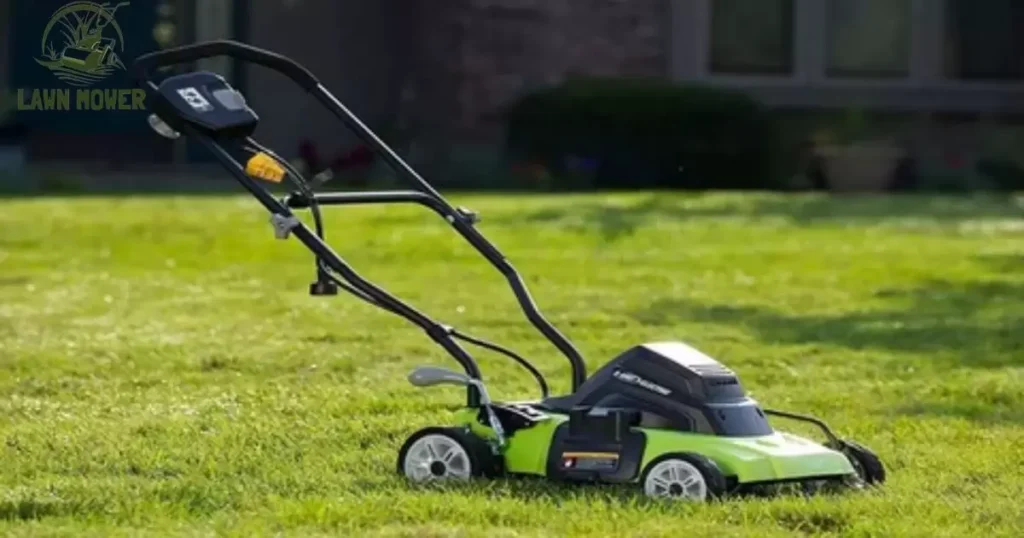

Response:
(977, 158), (1024, 192)
(504, 77), (785, 190)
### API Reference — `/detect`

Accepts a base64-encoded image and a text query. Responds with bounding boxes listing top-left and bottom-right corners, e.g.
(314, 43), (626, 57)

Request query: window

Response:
(194, 0), (235, 79)
(709, 0), (795, 75)
(945, 0), (1024, 81)
(826, 0), (912, 78)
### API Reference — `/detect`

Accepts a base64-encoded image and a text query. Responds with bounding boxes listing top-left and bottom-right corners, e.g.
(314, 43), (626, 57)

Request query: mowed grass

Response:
(0, 191), (1022, 537)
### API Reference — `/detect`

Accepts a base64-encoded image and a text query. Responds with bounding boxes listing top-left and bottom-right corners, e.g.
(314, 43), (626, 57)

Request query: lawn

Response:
(0, 192), (1021, 537)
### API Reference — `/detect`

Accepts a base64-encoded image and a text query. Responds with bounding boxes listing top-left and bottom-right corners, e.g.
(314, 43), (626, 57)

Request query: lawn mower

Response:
(134, 41), (885, 502)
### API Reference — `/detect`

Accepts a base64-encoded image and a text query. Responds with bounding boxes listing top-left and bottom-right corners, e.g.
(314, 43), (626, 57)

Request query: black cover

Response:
(152, 72), (259, 139)
(546, 417), (646, 484)
(541, 342), (774, 437)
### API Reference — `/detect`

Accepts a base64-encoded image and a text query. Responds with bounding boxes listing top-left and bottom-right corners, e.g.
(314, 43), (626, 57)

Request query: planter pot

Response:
(816, 143), (905, 193)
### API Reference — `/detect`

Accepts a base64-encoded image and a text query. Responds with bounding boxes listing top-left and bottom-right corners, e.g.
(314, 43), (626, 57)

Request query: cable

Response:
(245, 138), (331, 287)
(244, 139), (324, 239)
(248, 147), (552, 401)
(318, 269), (548, 400)
(450, 330), (549, 400)
(320, 268), (390, 311)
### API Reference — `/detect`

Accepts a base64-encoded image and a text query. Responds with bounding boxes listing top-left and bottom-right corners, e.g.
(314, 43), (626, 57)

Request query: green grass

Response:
(0, 192), (1022, 537)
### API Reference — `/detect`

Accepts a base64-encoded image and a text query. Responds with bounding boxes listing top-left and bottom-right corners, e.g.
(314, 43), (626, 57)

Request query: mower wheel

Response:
(397, 427), (500, 482)
(639, 453), (727, 502)
(837, 440), (886, 486)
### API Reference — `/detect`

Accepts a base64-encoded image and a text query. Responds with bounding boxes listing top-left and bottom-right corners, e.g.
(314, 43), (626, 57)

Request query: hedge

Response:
(504, 77), (785, 190)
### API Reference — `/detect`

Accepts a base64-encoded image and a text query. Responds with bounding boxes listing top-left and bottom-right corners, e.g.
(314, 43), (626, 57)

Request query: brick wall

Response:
(404, 0), (670, 142)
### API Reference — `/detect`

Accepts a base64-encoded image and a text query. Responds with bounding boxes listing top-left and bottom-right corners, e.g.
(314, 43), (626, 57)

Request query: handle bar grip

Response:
(133, 39), (320, 91)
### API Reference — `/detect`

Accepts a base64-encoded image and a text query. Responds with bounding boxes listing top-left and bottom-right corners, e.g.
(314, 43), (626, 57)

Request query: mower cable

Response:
(242, 140), (325, 240)
(318, 268), (549, 400)
(245, 139), (335, 289)
(248, 142), (549, 401)
(449, 329), (550, 400)
(319, 265), (387, 308)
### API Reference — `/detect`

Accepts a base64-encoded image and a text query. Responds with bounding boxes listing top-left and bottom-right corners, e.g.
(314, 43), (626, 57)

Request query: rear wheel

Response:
(397, 427), (497, 482)
(640, 453), (726, 502)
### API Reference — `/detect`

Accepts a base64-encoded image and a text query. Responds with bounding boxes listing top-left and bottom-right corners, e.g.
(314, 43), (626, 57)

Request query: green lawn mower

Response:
(135, 41), (885, 503)
(399, 345), (885, 501)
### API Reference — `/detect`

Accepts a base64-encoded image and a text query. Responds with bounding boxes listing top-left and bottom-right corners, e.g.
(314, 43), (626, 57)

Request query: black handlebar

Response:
(135, 39), (590, 398)
(133, 40), (320, 91)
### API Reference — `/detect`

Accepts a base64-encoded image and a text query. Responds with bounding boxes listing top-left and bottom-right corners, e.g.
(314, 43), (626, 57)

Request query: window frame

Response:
(669, 0), (1024, 113)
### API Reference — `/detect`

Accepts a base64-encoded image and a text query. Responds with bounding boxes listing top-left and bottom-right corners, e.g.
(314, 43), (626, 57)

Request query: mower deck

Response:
(454, 405), (857, 490)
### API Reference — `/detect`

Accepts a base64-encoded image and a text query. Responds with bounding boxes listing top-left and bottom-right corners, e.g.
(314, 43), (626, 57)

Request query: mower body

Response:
(454, 409), (855, 488)
(450, 342), (858, 489)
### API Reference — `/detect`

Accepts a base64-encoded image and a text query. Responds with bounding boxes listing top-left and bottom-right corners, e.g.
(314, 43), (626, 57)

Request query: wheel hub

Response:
(643, 459), (708, 501)
(402, 433), (473, 482)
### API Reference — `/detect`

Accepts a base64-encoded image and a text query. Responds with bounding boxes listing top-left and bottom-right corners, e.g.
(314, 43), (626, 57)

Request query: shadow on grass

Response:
(898, 401), (1024, 426)
(0, 277), (31, 287)
(383, 472), (859, 513)
(497, 193), (1023, 241)
(0, 177), (244, 199)
(976, 254), (1024, 275)
(0, 496), (102, 522)
(632, 279), (1024, 369)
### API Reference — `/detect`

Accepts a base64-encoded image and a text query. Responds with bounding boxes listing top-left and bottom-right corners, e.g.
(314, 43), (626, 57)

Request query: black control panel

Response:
(153, 71), (259, 139)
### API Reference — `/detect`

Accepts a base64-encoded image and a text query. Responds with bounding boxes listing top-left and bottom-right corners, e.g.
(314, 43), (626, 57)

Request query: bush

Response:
(977, 158), (1024, 192)
(504, 77), (785, 190)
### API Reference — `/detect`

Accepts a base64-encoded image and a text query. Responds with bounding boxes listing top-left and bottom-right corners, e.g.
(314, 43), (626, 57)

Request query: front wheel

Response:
(397, 427), (497, 482)
(640, 453), (727, 502)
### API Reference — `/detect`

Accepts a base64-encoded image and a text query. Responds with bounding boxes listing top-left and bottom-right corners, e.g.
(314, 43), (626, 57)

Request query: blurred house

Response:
(1, 0), (1023, 185)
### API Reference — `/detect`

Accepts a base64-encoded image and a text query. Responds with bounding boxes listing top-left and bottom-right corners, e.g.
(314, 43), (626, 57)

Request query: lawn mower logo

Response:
(35, 1), (131, 87)
(612, 370), (672, 396)
(17, 1), (147, 112)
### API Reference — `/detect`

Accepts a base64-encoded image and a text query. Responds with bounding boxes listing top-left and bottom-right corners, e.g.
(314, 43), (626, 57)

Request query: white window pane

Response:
(195, 0), (235, 79)
(945, 0), (1024, 80)
(826, 0), (911, 78)
(710, 0), (795, 75)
